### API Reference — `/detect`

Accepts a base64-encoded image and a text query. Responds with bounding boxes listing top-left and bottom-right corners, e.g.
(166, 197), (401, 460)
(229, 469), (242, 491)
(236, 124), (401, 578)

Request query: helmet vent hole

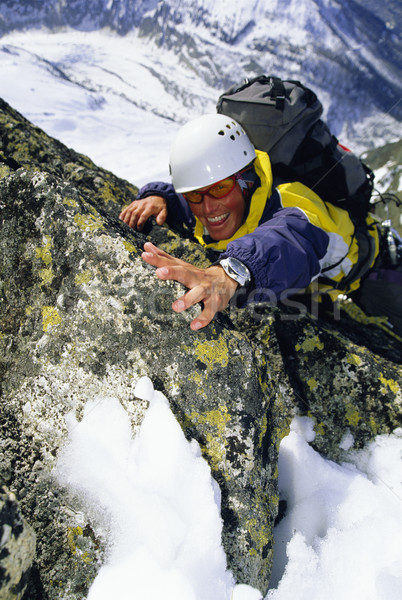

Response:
(230, 134), (236, 140)
(218, 130), (225, 136)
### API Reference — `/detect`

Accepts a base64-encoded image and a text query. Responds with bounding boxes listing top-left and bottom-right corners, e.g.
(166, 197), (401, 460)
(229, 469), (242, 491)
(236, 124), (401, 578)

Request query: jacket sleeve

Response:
(137, 181), (195, 229)
(220, 206), (330, 302)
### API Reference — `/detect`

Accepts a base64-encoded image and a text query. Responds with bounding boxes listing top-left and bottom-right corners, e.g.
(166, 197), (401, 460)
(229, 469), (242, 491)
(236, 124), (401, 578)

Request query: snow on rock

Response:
(56, 377), (235, 600)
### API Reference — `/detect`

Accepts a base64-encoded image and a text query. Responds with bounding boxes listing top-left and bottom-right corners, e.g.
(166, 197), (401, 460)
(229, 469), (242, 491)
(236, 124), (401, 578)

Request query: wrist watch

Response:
(219, 257), (251, 288)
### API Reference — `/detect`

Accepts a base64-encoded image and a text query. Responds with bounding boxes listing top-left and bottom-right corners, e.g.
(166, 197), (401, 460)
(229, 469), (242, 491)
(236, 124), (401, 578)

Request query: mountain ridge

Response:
(1, 0), (401, 118)
(0, 2), (401, 189)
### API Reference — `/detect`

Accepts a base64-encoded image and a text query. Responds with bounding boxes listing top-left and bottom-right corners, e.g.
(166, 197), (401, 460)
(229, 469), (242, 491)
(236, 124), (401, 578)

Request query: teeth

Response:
(207, 213), (229, 223)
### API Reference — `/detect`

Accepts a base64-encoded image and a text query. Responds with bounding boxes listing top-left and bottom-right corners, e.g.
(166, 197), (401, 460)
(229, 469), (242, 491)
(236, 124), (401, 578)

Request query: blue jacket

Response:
(137, 151), (379, 303)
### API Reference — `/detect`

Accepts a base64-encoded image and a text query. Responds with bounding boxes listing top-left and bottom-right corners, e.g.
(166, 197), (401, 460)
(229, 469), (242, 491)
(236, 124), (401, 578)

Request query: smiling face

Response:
(187, 182), (246, 241)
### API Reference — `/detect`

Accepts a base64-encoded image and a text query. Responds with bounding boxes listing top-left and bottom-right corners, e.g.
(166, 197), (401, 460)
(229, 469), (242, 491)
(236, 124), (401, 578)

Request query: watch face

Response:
(236, 262), (249, 278)
(220, 258), (250, 287)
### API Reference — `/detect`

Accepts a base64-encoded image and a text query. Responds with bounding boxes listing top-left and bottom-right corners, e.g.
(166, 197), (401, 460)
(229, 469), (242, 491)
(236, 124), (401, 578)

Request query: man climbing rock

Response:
(120, 113), (402, 335)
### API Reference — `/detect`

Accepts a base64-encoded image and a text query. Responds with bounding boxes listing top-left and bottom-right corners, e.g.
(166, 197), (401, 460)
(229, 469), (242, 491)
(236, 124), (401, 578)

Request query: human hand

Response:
(141, 242), (239, 330)
(119, 196), (168, 230)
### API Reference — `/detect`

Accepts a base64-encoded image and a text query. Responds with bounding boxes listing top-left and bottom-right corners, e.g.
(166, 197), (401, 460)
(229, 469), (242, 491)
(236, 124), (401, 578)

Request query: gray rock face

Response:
(0, 165), (293, 596)
(0, 486), (36, 600)
(0, 98), (401, 598)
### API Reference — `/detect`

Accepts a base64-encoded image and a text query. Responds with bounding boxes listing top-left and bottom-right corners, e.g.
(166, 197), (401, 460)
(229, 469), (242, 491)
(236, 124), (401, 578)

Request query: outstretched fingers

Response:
(172, 285), (209, 313)
(143, 241), (172, 258)
(171, 289), (219, 330)
(140, 244), (239, 330)
(142, 244), (204, 290)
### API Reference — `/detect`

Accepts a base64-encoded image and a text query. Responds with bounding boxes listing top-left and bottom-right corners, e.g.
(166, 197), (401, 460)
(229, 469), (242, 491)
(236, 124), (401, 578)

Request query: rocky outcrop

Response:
(0, 98), (139, 218)
(0, 98), (401, 599)
(0, 115), (292, 595)
(237, 305), (402, 462)
(0, 486), (36, 600)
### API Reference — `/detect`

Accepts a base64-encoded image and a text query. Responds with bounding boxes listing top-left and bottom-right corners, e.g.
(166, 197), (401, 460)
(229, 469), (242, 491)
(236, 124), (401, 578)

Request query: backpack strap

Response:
(270, 77), (286, 110)
(319, 223), (378, 291)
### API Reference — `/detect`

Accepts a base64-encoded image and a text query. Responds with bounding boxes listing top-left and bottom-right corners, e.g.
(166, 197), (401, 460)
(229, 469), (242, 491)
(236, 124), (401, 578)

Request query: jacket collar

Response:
(193, 150), (273, 251)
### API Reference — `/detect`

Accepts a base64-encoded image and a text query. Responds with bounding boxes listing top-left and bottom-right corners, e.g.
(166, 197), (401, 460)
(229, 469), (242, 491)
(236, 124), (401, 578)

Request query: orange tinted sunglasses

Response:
(183, 176), (236, 204)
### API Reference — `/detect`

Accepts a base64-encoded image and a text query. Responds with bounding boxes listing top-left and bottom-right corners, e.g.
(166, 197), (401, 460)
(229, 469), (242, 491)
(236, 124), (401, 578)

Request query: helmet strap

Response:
(236, 163), (260, 207)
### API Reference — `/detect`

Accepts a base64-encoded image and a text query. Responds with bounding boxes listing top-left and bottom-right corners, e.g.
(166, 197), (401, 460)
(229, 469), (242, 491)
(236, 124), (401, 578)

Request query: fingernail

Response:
(142, 252), (153, 259)
(156, 267), (169, 275)
(174, 299), (185, 310)
(191, 320), (203, 330)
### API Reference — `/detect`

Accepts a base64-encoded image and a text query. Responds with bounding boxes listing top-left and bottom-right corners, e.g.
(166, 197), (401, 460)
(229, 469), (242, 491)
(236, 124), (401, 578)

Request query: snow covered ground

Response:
(1, 29), (402, 192)
(0, 29), (217, 187)
(2, 27), (402, 600)
(55, 377), (402, 600)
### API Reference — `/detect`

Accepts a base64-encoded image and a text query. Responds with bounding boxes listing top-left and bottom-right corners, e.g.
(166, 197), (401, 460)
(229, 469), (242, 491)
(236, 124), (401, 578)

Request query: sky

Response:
(1, 26), (402, 600)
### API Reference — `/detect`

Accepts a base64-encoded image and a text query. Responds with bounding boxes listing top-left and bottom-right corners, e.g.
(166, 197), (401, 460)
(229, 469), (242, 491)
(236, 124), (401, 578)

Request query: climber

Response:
(119, 114), (402, 334)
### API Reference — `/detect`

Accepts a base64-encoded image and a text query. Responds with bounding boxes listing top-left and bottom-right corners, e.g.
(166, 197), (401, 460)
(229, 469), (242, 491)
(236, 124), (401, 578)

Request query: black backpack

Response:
(216, 75), (374, 224)
(216, 75), (377, 290)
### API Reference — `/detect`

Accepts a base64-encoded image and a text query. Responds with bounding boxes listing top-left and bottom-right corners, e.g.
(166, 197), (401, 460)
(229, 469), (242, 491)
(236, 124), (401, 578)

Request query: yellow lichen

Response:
(345, 403), (361, 427)
(74, 213), (105, 232)
(369, 415), (378, 435)
(42, 306), (62, 332)
(0, 164), (10, 179)
(274, 422), (291, 446)
(306, 412), (325, 436)
(189, 406), (231, 473)
(193, 337), (229, 370)
(67, 526), (93, 565)
(314, 421), (325, 436)
(75, 270), (92, 286)
(246, 517), (272, 555)
(100, 181), (115, 204)
(39, 267), (54, 286)
(379, 373), (400, 395)
(295, 335), (324, 352)
(307, 377), (318, 391)
(347, 353), (362, 367)
(205, 432), (227, 474)
(81, 552), (92, 564)
(188, 371), (203, 386)
(62, 197), (79, 208)
(123, 241), (137, 253)
(35, 236), (53, 265)
(67, 526), (83, 555)
(258, 413), (268, 448)
(202, 406), (231, 431)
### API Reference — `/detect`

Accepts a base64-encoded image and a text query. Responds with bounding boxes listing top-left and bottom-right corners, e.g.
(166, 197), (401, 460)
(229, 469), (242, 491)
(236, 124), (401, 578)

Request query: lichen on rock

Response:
(0, 97), (401, 599)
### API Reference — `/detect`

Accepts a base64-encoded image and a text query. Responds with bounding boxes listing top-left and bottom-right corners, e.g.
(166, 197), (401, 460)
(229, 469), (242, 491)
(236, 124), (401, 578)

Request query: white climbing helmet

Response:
(169, 113), (256, 193)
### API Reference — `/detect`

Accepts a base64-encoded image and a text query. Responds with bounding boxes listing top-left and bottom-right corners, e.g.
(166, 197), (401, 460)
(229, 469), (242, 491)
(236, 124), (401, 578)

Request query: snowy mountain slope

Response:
(1, 0), (401, 117)
(0, 1), (401, 186)
(0, 30), (220, 185)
